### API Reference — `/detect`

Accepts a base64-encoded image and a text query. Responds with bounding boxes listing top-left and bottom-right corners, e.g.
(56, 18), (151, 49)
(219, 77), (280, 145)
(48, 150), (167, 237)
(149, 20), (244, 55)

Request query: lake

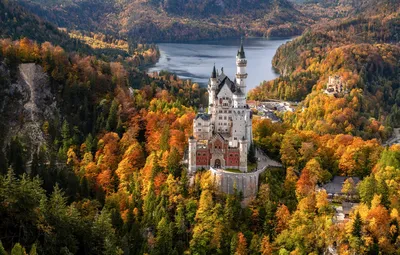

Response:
(147, 37), (291, 91)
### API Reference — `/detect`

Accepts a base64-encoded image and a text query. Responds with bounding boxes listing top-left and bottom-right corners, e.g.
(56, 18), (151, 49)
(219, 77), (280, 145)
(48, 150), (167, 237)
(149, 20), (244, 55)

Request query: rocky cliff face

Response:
(0, 63), (58, 165)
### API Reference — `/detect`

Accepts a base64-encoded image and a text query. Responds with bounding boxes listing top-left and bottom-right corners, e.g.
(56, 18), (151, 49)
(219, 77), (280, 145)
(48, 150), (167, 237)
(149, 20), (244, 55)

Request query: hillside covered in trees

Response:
(17, 0), (312, 42)
(2, 36), (400, 254)
(0, 0), (160, 66)
(249, 0), (400, 139)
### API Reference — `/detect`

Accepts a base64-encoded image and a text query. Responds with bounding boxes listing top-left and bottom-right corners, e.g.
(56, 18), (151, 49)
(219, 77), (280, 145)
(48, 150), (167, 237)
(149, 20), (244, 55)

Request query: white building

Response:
(188, 42), (253, 173)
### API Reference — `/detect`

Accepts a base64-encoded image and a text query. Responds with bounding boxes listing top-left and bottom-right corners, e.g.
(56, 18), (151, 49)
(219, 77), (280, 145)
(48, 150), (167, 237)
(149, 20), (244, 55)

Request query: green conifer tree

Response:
(11, 243), (25, 255)
(155, 217), (173, 255)
(106, 99), (119, 132)
(247, 143), (257, 164)
(352, 212), (362, 238)
(0, 241), (7, 255)
(358, 175), (377, 206)
(159, 125), (170, 152)
(29, 244), (37, 255)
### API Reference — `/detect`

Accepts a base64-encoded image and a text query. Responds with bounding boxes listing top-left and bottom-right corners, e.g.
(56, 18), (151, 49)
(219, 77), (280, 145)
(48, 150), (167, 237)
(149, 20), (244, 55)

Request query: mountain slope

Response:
(18, 0), (312, 42)
(0, 0), (89, 52)
(249, 0), (400, 139)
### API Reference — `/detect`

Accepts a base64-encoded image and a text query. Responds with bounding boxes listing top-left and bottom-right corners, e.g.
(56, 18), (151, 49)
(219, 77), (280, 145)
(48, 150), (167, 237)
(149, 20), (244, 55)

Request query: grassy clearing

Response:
(224, 168), (242, 173)
(248, 163), (257, 172)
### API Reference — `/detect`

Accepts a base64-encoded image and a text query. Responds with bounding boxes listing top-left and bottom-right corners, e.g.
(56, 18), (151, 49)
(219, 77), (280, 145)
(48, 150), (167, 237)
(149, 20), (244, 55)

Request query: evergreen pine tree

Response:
(377, 179), (390, 208)
(159, 125), (170, 152)
(29, 244), (37, 255)
(352, 212), (362, 238)
(155, 217), (173, 255)
(0, 241), (7, 255)
(106, 99), (119, 132)
(11, 243), (25, 255)
(7, 137), (25, 176)
(230, 234), (238, 255)
(247, 143), (257, 164)
(61, 120), (71, 148)
(79, 176), (90, 198)
(143, 182), (157, 225)
(30, 151), (39, 177)
(0, 150), (7, 175)
(167, 147), (181, 177)
(358, 175), (377, 206)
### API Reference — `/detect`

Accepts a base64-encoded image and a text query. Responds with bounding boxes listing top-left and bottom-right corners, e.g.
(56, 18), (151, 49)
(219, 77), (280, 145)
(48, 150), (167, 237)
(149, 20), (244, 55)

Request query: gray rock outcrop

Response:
(0, 63), (58, 166)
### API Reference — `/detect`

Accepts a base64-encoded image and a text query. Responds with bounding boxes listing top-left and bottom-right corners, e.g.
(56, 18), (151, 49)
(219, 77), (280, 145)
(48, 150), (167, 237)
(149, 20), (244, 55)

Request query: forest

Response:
(1, 0), (400, 254)
(248, 0), (400, 139)
(0, 37), (399, 255)
(0, 0), (160, 66)
(17, 0), (310, 42)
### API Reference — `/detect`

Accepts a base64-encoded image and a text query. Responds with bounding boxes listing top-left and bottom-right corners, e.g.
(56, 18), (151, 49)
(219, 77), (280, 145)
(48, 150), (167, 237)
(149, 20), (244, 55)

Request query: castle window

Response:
(224, 116), (227, 120)
(219, 116), (222, 120)
(198, 123), (201, 126)
(234, 137), (237, 140)
(198, 129), (201, 132)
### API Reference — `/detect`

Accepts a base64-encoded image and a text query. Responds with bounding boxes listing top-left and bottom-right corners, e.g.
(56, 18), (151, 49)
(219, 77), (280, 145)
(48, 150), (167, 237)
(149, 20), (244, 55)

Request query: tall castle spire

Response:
(211, 64), (216, 78)
(236, 39), (248, 95)
(237, 38), (246, 59)
(208, 64), (217, 114)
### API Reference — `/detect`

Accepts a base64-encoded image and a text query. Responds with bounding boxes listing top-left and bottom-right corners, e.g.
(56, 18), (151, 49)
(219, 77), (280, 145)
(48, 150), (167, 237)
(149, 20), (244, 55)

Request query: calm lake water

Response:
(147, 37), (291, 91)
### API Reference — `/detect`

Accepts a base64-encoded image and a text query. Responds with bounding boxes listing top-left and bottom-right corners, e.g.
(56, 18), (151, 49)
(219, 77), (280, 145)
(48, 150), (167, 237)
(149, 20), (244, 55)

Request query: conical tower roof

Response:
(211, 64), (217, 78)
(237, 38), (245, 59)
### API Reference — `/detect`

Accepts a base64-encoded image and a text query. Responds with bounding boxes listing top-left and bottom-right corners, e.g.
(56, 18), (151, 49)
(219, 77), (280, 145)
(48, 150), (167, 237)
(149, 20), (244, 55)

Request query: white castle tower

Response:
(236, 41), (248, 95)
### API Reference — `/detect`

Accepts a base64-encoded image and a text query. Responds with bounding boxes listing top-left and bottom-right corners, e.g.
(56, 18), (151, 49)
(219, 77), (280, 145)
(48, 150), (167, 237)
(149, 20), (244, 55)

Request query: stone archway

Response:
(214, 159), (221, 168)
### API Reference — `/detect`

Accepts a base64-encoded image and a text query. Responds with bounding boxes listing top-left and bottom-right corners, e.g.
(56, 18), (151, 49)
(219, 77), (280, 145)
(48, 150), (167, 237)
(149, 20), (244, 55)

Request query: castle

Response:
(188, 42), (253, 173)
(325, 75), (347, 95)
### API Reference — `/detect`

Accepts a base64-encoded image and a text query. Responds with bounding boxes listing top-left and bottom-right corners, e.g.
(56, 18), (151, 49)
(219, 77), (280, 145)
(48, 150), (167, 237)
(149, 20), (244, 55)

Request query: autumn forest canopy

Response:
(1, 0), (400, 254)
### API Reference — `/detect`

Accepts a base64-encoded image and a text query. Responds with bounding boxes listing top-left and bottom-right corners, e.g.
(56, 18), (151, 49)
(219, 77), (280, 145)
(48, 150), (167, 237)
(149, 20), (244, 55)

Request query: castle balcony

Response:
(236, 73), (248, 79)
(236, 59), (247, 67)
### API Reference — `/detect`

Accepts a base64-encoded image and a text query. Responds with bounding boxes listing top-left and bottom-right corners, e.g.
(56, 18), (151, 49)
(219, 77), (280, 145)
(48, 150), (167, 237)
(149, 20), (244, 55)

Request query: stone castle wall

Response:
(210, 167), (262, 198)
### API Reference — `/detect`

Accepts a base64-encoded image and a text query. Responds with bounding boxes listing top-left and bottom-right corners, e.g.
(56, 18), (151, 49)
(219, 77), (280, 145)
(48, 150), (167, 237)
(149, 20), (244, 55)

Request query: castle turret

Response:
(239, 137), (248, 172)
(188, 136), (197, 174)
(208, 65), (217, 114)
(236, 40), (248, 96)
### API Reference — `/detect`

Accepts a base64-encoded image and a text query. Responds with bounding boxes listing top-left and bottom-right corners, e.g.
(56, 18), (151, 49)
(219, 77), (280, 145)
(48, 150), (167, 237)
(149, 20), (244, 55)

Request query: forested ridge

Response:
(249, 0), (400, 139)
(0, 0), (160, 66)
(17, 0), (311, 42)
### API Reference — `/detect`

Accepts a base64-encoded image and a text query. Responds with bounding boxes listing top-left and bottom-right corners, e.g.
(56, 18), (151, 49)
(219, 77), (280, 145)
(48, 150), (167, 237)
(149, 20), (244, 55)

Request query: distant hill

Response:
(249, 0), (400, 137)
(18, 0), (312, 42)
(0, 0), (88, 52)
(290, 0), (400, 23)
(149, 0), (289, 17)
(0, 0), (159, 65)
